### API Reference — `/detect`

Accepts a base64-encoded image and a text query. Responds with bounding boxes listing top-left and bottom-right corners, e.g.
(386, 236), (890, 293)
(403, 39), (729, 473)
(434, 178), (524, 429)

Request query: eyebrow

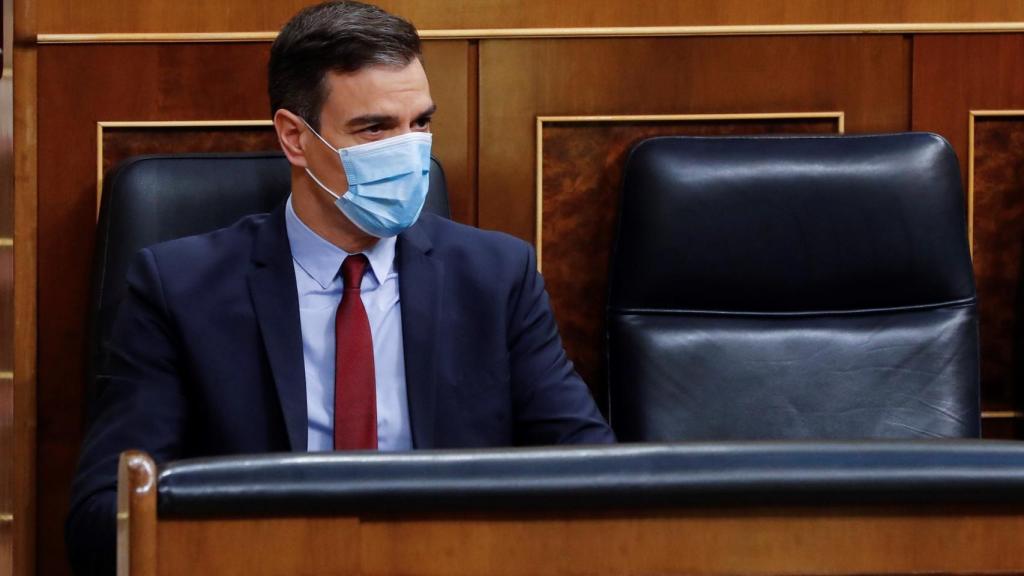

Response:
(345, 103), (438, 129)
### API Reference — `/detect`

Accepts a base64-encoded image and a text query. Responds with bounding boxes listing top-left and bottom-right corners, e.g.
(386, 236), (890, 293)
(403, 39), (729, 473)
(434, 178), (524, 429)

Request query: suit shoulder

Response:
(418, 213), (532, 260)
(144, 212), (269, 271)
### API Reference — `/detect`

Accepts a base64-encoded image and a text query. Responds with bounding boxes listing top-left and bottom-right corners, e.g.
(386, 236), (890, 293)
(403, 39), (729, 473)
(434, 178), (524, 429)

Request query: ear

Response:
(273, 109), (310, 168)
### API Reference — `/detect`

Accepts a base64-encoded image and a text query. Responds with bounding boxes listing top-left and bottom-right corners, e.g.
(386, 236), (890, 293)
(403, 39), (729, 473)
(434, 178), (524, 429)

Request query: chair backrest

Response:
(607, 133), (979, 440)
(88, 151), (450, 400)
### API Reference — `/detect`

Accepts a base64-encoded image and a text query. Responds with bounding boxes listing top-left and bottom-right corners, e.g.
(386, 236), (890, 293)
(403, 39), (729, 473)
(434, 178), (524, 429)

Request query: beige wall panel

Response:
(477, 35), (910, 242)
(36, 0), (1024, 36)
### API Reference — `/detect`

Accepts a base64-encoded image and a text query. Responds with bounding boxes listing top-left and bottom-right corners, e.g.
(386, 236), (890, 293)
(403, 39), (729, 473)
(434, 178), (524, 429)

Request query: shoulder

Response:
(130, 212), (273, 304)
(144, 212), (269, 273)
(413, 213), (533, 266)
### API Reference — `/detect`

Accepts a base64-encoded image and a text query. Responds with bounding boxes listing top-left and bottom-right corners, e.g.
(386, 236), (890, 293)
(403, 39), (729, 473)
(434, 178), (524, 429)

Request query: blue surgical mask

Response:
(302, 119), (432, 238)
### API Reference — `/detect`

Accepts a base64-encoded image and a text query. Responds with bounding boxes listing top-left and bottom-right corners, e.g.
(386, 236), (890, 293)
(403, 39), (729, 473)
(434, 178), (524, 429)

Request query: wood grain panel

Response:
(158, 518), (361, 576)
(10, 0), (35, 572)
(100, 124), (280, 206)
(480, 35), (910, 243)
(541, 117), (839, 410)
(0, 248), (11, 373)
(0, 234), (10, 575)
(0, 0), (13, 568)
(138, 505), (1024, 576)
(422, 41), (473, 225)
(970, 116), (1024, 417)
(35, 40), (471, 576)
(912, 35), (1024, 192)
(360, 509), (1024, 575)
(36, 0), (1024, 35)
(912, 37), (1024, 433)
(102, 125), (279, 169)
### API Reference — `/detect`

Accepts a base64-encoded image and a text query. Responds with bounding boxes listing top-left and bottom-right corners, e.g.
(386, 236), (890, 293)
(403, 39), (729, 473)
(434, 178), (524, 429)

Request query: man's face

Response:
(305, 58), (435, 195)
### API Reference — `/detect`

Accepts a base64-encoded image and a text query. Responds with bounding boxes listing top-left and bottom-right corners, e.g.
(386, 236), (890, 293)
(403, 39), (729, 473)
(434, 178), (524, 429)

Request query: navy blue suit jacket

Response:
(67, 204), (614, 575)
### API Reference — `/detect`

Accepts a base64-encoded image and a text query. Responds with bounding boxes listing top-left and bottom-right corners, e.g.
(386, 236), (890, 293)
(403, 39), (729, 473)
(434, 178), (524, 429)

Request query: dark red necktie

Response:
(334, 254), (377, 450)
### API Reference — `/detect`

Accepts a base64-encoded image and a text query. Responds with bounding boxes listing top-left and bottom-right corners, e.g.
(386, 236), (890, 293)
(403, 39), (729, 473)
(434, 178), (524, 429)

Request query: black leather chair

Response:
(87, 151), (450, 407)
(607, 133), (979, 440)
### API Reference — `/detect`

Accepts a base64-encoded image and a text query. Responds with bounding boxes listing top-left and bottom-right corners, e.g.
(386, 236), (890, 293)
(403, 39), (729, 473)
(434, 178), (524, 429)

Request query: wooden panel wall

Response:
(1, 0), (16, 574)
(32, 0), (1024, 34)
(12, 3), (1024, 576)
(911, 34), (1024, 436)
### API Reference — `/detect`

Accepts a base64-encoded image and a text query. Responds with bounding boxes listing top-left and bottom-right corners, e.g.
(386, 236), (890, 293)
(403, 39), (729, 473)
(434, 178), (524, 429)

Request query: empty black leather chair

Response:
(607, 134), (979, 440)
(88, 151), (450, 403)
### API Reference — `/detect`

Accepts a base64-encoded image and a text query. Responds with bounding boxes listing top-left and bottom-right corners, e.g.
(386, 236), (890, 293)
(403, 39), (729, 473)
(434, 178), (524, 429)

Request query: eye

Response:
(413, 117), (432, 130)
(362, 124), (384, 135)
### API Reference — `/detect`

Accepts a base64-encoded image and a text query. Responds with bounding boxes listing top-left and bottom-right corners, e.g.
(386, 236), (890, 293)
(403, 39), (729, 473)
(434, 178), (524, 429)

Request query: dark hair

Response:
(268, 1), (421, 129)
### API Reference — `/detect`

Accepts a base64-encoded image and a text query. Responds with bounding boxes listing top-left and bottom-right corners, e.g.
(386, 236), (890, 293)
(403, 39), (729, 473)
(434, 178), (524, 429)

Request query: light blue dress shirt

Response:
(284, 196), (413, 451)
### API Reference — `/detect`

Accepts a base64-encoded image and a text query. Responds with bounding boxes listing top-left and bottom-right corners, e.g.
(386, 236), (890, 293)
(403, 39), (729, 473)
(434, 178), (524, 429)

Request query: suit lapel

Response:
(397, 217), (442, 449)
(248, 204), (308, 451)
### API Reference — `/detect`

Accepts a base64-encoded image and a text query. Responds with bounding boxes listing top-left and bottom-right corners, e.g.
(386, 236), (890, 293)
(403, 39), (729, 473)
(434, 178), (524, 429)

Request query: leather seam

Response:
(609, 296), (976, 318)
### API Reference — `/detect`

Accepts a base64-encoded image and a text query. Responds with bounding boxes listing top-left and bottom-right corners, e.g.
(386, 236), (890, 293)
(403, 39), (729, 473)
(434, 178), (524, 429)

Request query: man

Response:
(66, 2), (614, 574)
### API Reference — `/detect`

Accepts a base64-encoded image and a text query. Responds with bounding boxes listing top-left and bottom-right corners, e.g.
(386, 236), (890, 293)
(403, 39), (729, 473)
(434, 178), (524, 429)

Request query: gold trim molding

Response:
(534, 112), (845, 270)
(0, 371), (12, 380)
(983, 410), (1024, 419)
(0, 238), (12, 247)
(968, 110), (1024, 255)
(95, 120), (274, 216)
(0, 513), (13, 522)
(36, 22), (1024, 44)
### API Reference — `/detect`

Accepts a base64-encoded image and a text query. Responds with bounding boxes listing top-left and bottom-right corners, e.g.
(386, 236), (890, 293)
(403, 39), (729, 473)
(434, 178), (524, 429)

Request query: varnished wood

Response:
(912, 35), (1024, 427)
(157, 518), (361, 576)
(12, 0), (36, 572)
(36, 22), (1024, 45)
(0, 0), (14, 568)
(478, 34), (910, 242)
(117, 451), (156, 576)
(97, 122), (279, 212)
(965, 114), (1024, 418)
(137, 505), (1024, 575)
(421, 41), (473, 225)
(34, 0), (1024, 35)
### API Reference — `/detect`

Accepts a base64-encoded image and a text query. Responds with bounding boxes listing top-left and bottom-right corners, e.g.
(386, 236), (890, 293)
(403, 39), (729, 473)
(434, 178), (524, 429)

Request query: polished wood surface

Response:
(100, 125), (280, 208)
(541, 116), (839, 409)
(479, 34), (910, 243)
(0, 0), (12, 568)
(912, 34), (1024, 419)
(971, 116), (1024, 413)
(145, 506), (1024, 576)
(10, 0), (36, 573)
(117, 452), (156, 576)
(35, 0), (1024, 35)
(0, 0), (13, 567)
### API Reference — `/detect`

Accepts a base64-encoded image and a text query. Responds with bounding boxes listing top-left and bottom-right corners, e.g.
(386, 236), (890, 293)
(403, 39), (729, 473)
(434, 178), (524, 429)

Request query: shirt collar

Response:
(285, 195), (396, 290)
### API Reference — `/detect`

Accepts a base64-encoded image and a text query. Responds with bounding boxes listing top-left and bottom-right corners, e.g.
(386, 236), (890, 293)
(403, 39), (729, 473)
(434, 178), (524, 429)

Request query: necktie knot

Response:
(341, 254), (369, 291)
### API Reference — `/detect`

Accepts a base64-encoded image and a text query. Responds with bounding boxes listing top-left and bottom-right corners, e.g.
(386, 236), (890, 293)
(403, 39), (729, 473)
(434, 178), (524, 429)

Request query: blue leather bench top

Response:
(156, 441), (1024, 517)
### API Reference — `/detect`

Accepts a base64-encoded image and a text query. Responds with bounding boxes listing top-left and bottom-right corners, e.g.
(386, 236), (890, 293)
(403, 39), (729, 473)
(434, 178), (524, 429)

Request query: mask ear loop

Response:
(295, 117), (347, 201)
(304, 167), (342, 201)
(300, 117), (341, 152)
